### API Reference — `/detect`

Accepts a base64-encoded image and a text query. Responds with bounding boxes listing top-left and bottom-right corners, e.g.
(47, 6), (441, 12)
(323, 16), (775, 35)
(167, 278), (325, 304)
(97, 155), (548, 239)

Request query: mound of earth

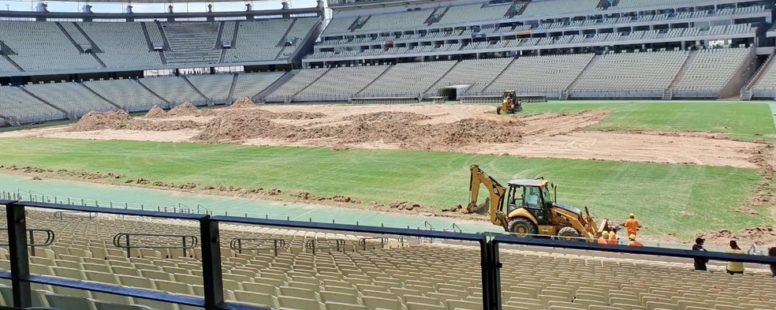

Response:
(229, 97), (257, 109)
(700, 225), (776, 246)
(195, 110), (302, 142)
(196, 109), (523, 149)
(69, 110), (131, 131)
(69, 110), (200, 132)
(145, 105), (167, 118)
(168, 102), (200, 116)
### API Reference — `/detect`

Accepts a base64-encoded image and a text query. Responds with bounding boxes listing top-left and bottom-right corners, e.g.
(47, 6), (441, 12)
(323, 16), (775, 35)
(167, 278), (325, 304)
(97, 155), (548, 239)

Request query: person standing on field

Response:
(624, 213), (641, 237)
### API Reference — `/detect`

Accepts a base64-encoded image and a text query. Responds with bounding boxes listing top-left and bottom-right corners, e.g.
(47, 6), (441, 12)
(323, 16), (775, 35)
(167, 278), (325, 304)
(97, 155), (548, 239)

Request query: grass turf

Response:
(0, 137), (767, 240)
(523, 101), (775, 141)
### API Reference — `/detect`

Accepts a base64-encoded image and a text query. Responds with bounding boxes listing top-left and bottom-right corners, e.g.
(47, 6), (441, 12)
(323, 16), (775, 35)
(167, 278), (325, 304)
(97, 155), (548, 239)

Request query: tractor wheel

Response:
(557, 227), (581, 241)
(507, 218), (537, 237)
(496, 106), (502, 115)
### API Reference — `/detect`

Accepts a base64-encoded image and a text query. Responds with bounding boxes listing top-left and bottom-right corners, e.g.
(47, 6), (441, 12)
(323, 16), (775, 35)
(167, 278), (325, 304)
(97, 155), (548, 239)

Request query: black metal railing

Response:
(1, 199), (776, 310)
(357, 236), (404, 250)
(229, 238), (286, 256)
(0, 228), (55, 257)
(112, 233), (199, 258)
(305, 238), (346, 255)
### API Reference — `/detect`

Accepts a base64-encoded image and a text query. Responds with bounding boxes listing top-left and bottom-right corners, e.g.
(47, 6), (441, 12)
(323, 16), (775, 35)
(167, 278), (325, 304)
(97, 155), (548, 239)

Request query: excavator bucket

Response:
(465, 197), (490, 214)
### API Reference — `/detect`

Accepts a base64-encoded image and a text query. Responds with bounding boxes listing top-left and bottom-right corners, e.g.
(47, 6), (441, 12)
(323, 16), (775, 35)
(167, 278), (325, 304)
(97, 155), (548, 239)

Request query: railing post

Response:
(200, 216), (223, 310)
(480, 236), (501, 310)
(28, 230), (35, 257)
(182, 236), (188, 258)
(7, 202), (32, 308)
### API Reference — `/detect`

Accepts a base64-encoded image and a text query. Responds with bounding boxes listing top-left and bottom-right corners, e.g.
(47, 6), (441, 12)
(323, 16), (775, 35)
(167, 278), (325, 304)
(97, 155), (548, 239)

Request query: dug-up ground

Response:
(2, 97), (766, 169)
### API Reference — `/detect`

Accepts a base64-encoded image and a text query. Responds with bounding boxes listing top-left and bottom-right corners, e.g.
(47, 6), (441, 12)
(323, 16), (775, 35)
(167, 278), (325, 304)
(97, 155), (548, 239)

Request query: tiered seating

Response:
(79, 22), (163, 68)
(426, 58), (512, 96)
(616, 0), (702, 9)
(24, 82), (116, 117)
(519, 0), (601, 18)
(138, 76), (206, 105)
(162, 22), (222, 64)
(358, 61), (456, 97)
(486, 54), (594, 98)
(186, 74), (234, 103)
(436, 3), (508, 25)
(751, 58), (776, 99)
(231, 72), (285, 99)
(220, 21), (237, 47)
(59, 22), (92, 51)
(571, 50), (689, 98)
(143, 22), (165, 49)
(0, 86), (65, 124)
(0, 21), (101, 72)
(223, 19), (291, 63)
(0, 57), (18, 73)
(264, 68), (329, 102)
(295, 65), (388, 101)
(83, 79), (166, 112)
(673, 48), (751, 97)
(0, 210), (773, 310)
(276, 18), (319, 59)
(356, 9), (433, 33)
(322, 14), (358, 35)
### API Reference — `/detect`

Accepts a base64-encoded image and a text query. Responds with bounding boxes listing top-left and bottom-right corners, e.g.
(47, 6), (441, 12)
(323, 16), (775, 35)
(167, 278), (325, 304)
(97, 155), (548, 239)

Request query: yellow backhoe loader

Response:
(466, 164), (607, 241)
(496, 90), (522, 114)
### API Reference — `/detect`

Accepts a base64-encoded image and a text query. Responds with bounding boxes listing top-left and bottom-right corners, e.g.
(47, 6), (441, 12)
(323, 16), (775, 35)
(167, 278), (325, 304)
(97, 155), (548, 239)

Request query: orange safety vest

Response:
(608, 232), (618, 245)
(624, 219), (640, 235)
(628, 241), (643, 247)
(597, 237), (608, 245)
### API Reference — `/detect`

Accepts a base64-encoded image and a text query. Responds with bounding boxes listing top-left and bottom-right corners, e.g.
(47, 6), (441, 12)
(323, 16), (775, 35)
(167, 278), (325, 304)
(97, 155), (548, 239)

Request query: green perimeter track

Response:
(0, 137), (768, 240)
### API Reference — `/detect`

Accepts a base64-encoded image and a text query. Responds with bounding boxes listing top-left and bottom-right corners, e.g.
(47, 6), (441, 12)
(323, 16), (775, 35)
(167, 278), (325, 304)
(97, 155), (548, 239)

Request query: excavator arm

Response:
(466, 165), (507, 227)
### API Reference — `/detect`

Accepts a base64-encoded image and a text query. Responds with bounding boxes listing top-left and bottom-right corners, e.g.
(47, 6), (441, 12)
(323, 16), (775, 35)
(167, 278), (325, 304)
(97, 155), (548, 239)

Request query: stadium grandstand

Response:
(0, 2), (775, 310)
(0, 0), (774, 125)
(0, 199), (774, 310)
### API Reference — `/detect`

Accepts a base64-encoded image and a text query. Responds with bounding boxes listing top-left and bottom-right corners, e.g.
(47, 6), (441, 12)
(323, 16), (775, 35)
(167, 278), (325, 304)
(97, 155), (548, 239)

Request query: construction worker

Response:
(624, 213), (641, 237)
(608, 226), (619, 245)
(628, 234), (643, 247)
(598, 231), (609, 245)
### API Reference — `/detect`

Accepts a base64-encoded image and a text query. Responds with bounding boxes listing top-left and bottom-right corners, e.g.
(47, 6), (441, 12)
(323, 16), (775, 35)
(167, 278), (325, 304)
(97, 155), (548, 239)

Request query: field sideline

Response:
(0, 101), (773, 241)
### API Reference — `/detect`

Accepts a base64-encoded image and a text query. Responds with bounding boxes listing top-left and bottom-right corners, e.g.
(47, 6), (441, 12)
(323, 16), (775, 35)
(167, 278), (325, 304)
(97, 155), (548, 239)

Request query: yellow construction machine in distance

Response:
(466, 164), (607, 241)
(497, 90), (522, 115)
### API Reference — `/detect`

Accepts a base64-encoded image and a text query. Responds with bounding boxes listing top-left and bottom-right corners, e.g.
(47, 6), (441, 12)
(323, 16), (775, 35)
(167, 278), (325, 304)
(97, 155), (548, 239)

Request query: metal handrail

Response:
(305, 237), (346, 255)
(229, 238), (286, 256)
(112, 233), (198, 258)
(357, 237), (405, 250)
(0, 228), (55, 257)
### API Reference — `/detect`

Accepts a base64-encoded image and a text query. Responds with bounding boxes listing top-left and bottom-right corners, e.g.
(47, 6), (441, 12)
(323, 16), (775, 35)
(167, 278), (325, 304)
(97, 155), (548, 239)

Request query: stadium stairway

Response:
(162, 23), (222, 65)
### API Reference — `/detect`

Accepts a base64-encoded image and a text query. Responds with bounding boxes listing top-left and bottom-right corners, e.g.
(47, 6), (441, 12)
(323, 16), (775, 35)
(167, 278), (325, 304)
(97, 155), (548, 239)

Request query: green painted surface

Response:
(0, 137), (766, 240)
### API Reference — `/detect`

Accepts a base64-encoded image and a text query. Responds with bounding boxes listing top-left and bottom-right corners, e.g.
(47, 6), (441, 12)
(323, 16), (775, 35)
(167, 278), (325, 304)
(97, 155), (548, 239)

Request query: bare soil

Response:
(1, 104), (765, 169)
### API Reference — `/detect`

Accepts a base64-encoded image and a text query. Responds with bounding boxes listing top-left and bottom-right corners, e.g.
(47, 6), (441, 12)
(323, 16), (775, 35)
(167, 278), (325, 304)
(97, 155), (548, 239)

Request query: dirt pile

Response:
(700, 225), (776, 246)
(69, 110), (200, 132)
(195, 110), (302, 142)
(295, 192), (360, 204)
(229, 97), (257, 109)
(196, 110), (523, 148)
(69, 110), (132, 131)
(168, 102), (200, 116)
(145, 105), (167, 118)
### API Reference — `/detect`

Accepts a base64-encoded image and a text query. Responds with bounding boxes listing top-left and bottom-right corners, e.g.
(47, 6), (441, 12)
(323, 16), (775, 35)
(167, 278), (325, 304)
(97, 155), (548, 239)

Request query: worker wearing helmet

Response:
(598, 231), (609, 245)
(624, 213), (642, 237)
(608, 226), (619, 245)
(628, 234), (643, 247)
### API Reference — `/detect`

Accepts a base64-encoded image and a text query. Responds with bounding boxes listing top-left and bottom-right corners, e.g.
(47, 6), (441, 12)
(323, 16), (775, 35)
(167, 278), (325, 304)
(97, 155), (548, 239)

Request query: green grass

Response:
(523, 101), (775, 141)
(0, 137), (768, 240)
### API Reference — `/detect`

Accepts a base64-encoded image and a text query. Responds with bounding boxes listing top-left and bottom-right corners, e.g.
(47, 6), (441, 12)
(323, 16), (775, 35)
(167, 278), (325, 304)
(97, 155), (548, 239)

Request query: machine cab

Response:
(505, 179), (553, 225)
